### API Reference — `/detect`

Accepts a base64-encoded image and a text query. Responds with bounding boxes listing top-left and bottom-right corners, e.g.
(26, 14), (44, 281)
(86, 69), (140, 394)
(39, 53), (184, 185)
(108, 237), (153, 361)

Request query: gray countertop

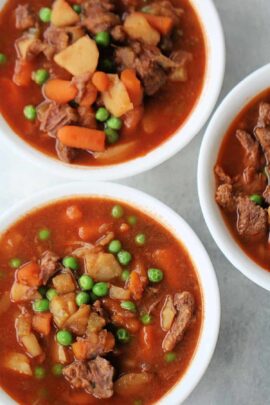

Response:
(0, 1), (269, 404)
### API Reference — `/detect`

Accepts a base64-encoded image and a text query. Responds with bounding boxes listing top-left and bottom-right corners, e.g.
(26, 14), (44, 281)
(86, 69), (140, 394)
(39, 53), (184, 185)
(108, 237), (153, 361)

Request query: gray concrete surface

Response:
(0, 1), (269, 404)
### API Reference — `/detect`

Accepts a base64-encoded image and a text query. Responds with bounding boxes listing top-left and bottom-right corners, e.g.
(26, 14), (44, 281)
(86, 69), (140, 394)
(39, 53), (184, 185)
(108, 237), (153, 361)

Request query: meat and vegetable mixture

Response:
(0, 198), (202, 405)
(215, 89), (270, 271)
(0, 0), (205, 165)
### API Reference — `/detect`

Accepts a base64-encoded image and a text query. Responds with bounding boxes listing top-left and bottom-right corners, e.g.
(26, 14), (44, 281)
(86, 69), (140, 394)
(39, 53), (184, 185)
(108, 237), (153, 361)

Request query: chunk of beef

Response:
(82, 0), (120, 34)
(141, 1), (184, 26)
(236, 129), (262, 169)
(236, 196), (267, 238)
(15, 5), (35, 30)
(37, 101), (78, 137)
(63, 357), (114, 399)
(169, 50), (192, 82)
(78, 106), (97, 128)
(43, 25), (69, 59)
(39, 250), (60, 284)
(162, 291), (194, 352)
(257, 102), (270, 128)
(55, 139), (77, 164)
(214, 165), (232, 184)
(255, 126), (270, 163)
(75, 330), (115, 360)
(111, 25), (127, 43)
(241, 166), (267, 194)
(215, 183), (236, 212)
(263, 185), (270, 204)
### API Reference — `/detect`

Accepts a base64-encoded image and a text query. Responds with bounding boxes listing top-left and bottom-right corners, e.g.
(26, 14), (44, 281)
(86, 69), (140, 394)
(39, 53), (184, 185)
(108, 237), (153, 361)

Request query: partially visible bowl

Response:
(0, 0), (225, 180)
(198, 63), (270, 291)
(0, 182), (220, 404)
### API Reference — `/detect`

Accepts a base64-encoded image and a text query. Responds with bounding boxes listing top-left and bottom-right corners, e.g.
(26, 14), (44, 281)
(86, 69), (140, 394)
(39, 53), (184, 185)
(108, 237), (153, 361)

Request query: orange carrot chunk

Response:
(17, 261), (41, 287)
(128, 270), (144, 301)
(121, 69), (143, 107)
(92, 71), (110, 92)
(32, 313), (52, 336)
(43, 79), (78, 104)
(58, 126), (106, 151)
(80, 82), (98, 107)
(138, 13), (174, 35)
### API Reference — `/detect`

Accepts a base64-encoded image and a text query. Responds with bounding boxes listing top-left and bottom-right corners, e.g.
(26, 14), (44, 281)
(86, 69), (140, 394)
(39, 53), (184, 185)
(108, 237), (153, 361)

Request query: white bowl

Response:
(198, 63), (270, 291)
(0, 182), (220, 405)
(0, 0), (225, 180)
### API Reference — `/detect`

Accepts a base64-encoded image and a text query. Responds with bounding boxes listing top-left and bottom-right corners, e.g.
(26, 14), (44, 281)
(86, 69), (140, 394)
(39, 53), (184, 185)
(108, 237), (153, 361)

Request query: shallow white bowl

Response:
(0, 182), (220, 404)
(0, 0), (225, 180)
(198, 63), (270, 291)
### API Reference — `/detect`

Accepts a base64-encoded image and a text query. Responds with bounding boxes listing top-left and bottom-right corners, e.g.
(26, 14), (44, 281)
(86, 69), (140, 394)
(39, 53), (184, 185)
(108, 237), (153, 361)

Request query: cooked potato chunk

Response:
(115, 372), (153, 396)
(54, 36), (99, 76)
(51, 0), (80, 27)
(4, 352), (32, 376)
(21, 333), (43, 358)
(11, 281), (41, 302)
(15, 37), (36, 59)
(52, 341), (69, 364)
(87, 312), (106, 334)
(160, 295), (176, 331)
(52, 272), (76, 294)
(15, 311), (32, 339)
(102, 74), (134, 117)
(64, 304), (90, 335)
(110, 285), (131, 300)
(50, 293), (77, 327)
(124, 13), (160, 46)
(84, 251), (122, 281)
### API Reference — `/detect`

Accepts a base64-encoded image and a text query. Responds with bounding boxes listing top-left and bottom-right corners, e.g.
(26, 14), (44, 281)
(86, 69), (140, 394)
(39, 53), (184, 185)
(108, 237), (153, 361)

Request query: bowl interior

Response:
(198, 63), (270, 291)
(0, 182), (220, 404)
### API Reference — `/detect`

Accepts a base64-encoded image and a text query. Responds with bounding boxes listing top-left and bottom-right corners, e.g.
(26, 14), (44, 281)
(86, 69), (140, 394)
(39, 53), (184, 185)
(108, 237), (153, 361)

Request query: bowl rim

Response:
(0, 0), (225, 181)
(0, 182), (220, 405)
(198, 63), (270, 291)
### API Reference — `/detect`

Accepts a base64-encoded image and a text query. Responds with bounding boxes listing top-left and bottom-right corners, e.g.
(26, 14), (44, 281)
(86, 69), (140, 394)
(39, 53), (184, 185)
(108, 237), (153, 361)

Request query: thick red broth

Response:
(0, 0), (205, 166)
(0, 197), (202, 405)
(215, 88), (270, 271)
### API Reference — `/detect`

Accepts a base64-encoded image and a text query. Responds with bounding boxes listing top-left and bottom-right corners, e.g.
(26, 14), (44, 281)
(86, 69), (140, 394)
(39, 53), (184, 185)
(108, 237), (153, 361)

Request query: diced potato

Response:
(102, 74), (134, 117)
(15, 311), (32, 339)
(160, 295), (176, 331)
(64, 304), (90, 335)
(94, 141), (137, 163)
(15, 37), (36, 59)
(52, 272), (76, 294)
(50, 293), (77, 327)
(87, 312), (106, 334)
(4, 352), (32, 376)
(51, 0), (80, 27)
(84, 252), (122, 281)
(10, 281), (41, 302)
(114, 372), (153, 396)
(21, 333), (43, 358)
(54, 36), (99, 76)
(52, 341), (69, 364)
(110, 285), (131, 300)
(0, 291), (10, 316)
(124, 13), (160, 46)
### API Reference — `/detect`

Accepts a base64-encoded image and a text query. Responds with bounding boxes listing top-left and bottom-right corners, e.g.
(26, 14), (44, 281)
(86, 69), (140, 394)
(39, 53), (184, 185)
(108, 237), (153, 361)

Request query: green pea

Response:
(39, 7), (52, 23)
(72, 4), (81, 13)
(249, 194), (264, 206)
(116, 328), (130, 343)
(96, 107), (110, 122)
(111, 204), (124, 218)
(38, 228), (51, 241)
(33, 298), (50, 312)
(62, 256), (79, 270)
(135, 233), (146, 246)
(92, 282), (109, 297)
(56, 330), (73, 346)
(95, 31), (110, 47)
(121, 269), (130, 282)
(76, 291), (90, 306)
(128, 215), (137, 226)
(34, 366), (46, 379)
(147, 268), (163, 283)
(120, 300), (136, 312)
(38, 286), (47, 297)
(79, 274), (94, 291)
(23, 105), (36, 121)
(108, 239), (122, 254)
(0, 53), (7, 64)
(105, 128), (119, 144)
(33, 69), (49, 85)
(46, 288), (58, 301)
(140, 313), (152, 325)
(117, 250), (132, 266)
(51, 363), (63, 376)
(164, 352), (176, 363)
(9, 258), (22, 269)
(107, 116), (122, 130)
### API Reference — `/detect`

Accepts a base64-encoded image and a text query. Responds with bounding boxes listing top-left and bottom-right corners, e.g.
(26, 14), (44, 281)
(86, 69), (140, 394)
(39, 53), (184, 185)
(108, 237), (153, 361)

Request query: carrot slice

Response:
(121, 69), (143, 107)
(43, 79), (77, 104)
(92, 71), (110, 92)
(128, 270), (144, 301)
(32, 313), (52, 336)
(17, 261), (41, 287)
(138, 13), (173, 35)
(80, 82), (97, 106)
(58, 126), (106, 151)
